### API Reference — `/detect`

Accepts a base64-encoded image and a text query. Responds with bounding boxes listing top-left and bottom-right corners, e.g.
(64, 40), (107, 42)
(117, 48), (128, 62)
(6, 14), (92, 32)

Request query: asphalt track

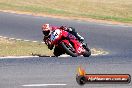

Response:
(0, 12), (132, 88)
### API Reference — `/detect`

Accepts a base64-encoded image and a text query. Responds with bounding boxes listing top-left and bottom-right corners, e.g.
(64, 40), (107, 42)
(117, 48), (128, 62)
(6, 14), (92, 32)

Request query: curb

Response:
(0, 35), (45, 43)
(0, 54), (106, 59)
(0, 55), (69, 59)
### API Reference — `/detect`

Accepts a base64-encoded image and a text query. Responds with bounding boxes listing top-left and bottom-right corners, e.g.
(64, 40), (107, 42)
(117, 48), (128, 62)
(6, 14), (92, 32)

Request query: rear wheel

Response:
(83, 47), (91, 57)
(61, 42), (78, 57)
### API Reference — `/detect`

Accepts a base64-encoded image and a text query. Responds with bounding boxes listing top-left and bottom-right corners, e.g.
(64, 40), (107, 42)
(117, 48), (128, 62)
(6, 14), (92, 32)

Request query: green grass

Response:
(0, 0), (132, 23)
(0, 38), (53, 56)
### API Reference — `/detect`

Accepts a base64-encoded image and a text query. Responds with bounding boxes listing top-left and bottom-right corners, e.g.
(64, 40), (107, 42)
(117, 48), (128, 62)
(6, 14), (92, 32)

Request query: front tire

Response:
(61, 42), (78, 57)
(53, 46), (63, 57)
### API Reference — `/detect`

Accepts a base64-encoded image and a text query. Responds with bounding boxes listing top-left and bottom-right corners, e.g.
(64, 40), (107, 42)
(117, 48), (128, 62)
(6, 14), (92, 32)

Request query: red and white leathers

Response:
(42, 25), (66, 50)
(42, 24), (85, 50)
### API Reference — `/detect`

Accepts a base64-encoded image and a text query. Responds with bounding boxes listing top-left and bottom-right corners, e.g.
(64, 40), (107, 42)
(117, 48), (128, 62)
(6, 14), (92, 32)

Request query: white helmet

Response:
(42, 24), (51, 36)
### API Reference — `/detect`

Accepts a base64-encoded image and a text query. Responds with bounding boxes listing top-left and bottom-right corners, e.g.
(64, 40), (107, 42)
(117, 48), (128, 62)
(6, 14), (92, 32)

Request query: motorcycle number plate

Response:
(50, 29), (61, 41)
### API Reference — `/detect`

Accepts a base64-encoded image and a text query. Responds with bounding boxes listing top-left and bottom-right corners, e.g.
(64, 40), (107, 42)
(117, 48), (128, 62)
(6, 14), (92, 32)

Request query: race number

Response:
(50, 29), (61, 41)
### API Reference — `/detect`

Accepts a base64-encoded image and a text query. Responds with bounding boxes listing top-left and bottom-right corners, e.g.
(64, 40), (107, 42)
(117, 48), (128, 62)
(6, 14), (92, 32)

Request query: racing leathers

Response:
(43, 26), (85, 50)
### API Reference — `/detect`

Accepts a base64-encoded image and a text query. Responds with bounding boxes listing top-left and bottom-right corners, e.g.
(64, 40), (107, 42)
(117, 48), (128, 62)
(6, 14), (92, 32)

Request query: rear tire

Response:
(83, 47), (91, 57)
(61, 42), (77, 57)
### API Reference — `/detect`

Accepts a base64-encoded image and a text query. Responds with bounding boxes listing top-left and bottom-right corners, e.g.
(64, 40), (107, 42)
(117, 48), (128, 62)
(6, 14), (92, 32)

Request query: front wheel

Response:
(61, 42), (78, 57)
(53, 46), (64, 57)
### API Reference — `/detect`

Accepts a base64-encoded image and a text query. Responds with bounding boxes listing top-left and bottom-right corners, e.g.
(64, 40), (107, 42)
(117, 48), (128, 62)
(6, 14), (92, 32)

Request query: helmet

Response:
(42, 24), (51, 36)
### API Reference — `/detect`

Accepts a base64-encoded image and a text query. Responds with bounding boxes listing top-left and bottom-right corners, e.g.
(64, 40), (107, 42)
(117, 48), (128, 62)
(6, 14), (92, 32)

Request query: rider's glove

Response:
(43, 36), (49, 45)
(43, 36), (54, 50)
(48, 44), (54, 50)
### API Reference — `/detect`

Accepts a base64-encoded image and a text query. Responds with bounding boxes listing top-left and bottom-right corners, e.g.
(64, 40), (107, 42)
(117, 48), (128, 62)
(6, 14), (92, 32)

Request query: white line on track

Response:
(41, 42), (45, 43)
(22, 84), (67, 87)
(3, 37), (8, 39)
(0, 56), (39, 59)
(32, 41), (38, 43)
(0, 54), (104, 59)
(9, 38), (15, 40)
(59, 54), (102, 57)
(59, 55), (71, 57)
(16, 39), (22, 41)
(24, 40), (30, 42)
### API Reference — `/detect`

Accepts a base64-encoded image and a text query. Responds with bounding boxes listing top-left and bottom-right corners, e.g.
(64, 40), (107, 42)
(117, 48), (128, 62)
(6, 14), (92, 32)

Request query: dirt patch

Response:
(91, 48), (109, 56)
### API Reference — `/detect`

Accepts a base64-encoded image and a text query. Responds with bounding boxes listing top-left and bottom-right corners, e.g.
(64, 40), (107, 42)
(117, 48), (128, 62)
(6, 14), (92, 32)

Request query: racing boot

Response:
(76, 33), (84, 41)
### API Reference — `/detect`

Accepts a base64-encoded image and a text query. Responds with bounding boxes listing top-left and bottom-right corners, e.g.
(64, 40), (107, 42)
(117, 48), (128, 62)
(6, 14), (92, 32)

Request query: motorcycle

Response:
(45, 29), (91, 57)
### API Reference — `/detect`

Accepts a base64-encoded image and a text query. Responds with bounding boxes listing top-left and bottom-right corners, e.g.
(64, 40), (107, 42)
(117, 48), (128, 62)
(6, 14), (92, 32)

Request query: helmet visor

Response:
(43, 30), (50, 36)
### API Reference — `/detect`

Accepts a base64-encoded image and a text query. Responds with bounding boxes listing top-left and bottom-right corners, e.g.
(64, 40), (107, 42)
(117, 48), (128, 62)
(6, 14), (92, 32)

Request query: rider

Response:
(42, 23), (85, 50)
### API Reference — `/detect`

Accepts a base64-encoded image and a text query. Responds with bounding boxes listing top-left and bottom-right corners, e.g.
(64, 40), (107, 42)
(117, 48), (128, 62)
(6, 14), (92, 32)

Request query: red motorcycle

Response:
(45, 29), (91, 57)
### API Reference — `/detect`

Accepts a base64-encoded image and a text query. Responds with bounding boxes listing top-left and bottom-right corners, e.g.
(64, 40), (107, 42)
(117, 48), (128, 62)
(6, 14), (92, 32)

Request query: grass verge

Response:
(0, 0), (132, 23)
(0, 37), (108, 57)
(0, 37), (53, 56)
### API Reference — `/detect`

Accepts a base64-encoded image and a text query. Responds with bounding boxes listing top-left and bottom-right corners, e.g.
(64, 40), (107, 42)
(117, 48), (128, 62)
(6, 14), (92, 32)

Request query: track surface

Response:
(0, 12), (132, 88)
